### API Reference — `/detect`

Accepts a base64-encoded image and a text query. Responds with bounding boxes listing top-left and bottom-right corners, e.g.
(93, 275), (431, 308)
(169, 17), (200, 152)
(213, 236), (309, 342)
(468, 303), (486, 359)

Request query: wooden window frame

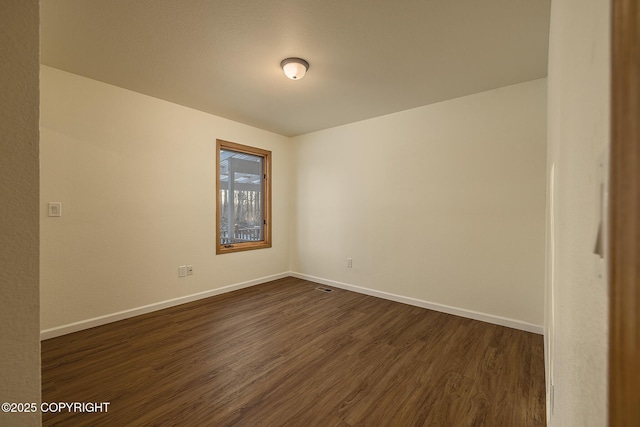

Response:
(216, 139), (272, 255)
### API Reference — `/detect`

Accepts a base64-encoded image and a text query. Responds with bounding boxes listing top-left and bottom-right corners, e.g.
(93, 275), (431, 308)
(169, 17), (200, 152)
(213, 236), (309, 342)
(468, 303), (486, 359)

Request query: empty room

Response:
(3, 0), (631, 426)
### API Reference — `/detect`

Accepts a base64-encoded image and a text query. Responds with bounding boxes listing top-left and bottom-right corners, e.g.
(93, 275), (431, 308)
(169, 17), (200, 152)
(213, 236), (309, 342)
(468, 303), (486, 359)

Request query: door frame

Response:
(609, 0), (640, 424)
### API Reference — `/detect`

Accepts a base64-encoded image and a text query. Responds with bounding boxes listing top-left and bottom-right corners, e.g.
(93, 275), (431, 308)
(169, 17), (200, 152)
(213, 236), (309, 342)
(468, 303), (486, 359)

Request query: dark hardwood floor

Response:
(41, 277), (546, 426)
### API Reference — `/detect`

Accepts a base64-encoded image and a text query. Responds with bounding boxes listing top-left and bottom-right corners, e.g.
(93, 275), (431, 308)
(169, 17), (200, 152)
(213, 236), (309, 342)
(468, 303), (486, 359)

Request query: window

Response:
(216, 139), (271, 254)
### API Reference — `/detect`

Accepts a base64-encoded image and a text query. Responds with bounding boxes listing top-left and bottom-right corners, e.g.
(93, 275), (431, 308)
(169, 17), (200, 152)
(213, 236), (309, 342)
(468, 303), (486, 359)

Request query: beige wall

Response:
(545, 0), (610, 425)
(40, 69), (548, 337)
(40, 66), (292, 332)
(291, 79), (547, 328)
(0, 0), (41, 426)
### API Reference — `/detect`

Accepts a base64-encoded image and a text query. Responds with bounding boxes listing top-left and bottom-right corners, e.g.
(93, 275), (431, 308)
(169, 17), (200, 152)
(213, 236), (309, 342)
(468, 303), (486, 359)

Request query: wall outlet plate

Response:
(186, 265), (193, 276)
(178, 265), (187, 277)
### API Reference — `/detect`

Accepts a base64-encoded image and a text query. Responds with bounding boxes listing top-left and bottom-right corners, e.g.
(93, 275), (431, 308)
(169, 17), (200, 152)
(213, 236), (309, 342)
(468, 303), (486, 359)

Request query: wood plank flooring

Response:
(41, 277), (546, 426)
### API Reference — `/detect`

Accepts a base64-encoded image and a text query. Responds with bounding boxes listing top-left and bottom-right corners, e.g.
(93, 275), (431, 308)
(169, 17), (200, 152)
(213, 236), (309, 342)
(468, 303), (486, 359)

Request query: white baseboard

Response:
(289, 272), (544, 335)
(42, 271), (543, 340)
(40, 272), (290, 340)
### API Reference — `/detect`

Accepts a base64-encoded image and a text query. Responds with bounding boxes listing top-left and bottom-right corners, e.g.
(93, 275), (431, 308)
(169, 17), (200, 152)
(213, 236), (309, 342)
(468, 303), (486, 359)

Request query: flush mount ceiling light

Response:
(280, 57), (309, 80)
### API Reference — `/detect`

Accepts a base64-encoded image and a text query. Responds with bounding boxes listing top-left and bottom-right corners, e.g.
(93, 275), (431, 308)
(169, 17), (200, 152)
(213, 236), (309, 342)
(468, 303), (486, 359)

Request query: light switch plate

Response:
(48, 202), (62, 217)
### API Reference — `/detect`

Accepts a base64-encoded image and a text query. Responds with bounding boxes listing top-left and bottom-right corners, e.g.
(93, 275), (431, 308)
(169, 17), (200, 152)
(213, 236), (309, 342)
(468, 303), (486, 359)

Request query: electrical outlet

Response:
(346, 258), (353, 268)
(186, 265), (193, 276)
(178, 265), (187, 278)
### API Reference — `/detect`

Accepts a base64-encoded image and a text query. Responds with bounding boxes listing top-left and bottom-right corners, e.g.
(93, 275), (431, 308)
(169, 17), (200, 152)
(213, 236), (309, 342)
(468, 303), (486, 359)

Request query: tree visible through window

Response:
(216, 140), (271, 254)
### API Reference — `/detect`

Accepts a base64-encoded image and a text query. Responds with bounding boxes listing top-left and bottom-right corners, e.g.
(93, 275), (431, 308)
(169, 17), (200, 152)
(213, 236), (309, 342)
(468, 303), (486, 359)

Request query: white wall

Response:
(0, 1), (41, 426)
(546, 0), (610, 425)
(40, 68), (548, 338)
(40, 66), (291, 332)
(292, 79), (547, 328)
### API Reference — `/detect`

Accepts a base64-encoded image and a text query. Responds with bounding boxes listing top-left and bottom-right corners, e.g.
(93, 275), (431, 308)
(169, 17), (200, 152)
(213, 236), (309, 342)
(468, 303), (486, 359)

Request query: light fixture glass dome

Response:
(281, 58), (309, 80)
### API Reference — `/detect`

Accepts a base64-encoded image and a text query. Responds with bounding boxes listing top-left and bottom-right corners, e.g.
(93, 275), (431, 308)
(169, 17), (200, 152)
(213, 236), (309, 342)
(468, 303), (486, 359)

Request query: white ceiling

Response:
(40, 0), (551, 137)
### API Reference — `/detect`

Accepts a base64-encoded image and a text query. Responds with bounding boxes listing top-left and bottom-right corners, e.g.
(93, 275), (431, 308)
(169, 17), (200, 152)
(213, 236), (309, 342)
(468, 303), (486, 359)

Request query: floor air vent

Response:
(315, 287), (334, 293)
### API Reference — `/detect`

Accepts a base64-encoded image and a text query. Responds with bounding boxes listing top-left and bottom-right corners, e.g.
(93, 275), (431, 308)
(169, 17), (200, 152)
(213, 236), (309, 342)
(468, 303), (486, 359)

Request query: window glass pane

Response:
(219, 149), (264, 245)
